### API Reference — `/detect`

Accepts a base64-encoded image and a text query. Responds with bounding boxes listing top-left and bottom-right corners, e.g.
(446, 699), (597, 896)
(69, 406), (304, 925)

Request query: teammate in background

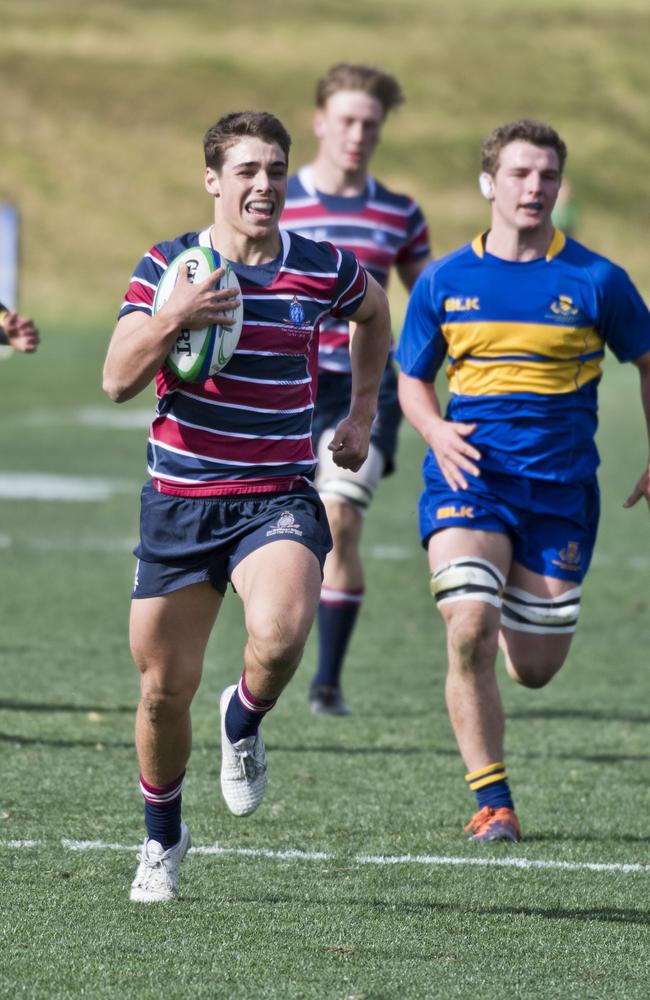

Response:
(396, 119), (650, 843)
(281, 63), (431, 716)
(0, 303), (39, 352)
(103, 111), (390, 901)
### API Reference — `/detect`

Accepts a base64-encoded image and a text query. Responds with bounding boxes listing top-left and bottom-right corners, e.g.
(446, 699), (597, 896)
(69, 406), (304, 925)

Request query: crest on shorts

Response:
(266, 510), (303, 538)
(552, 540), (582, 571)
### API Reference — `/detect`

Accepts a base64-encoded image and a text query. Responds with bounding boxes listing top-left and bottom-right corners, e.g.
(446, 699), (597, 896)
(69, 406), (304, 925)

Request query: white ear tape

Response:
(479, 172), (494, 199)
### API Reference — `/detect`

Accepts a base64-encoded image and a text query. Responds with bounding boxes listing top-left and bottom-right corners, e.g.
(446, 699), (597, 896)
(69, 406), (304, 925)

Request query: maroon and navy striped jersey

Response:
(281, 167), (429, 373)
(118, 227), (367, 496)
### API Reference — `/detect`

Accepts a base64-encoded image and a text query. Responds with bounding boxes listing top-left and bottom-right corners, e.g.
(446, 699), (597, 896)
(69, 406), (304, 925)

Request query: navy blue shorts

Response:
(132, 482), (333, 599)
(419, 464), (600, 583)
(312, 361), (402, 475)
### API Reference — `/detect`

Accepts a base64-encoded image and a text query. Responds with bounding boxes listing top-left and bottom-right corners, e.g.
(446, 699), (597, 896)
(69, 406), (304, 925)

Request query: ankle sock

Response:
(225, 673), (277, 742)
(140, 770), (185, 849)
(465, 761), (514, 811)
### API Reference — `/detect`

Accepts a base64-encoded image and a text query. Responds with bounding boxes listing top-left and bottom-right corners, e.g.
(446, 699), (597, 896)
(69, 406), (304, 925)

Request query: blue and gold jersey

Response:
(396, 230), (650, 482)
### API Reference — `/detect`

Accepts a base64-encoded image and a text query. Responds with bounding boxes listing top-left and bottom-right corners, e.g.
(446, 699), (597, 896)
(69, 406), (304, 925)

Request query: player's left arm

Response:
(328, 274), (391, 471)
(396, 254), (432, 292)
(623, 348), (650, 511)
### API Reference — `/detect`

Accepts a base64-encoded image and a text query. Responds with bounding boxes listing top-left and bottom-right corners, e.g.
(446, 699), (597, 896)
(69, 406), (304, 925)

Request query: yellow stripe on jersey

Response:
(441, 321), (605, 396)
(447, 357), (603, 396)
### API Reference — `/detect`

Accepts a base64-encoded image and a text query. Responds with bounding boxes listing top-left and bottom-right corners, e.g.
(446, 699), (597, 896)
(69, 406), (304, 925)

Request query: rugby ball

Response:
(153, 246), (243, 381)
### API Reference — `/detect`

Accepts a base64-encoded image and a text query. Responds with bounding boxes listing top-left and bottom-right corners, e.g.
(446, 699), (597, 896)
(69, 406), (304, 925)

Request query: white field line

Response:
(0, 839), (646, 875)
(20, 406), (152, 430)
(0, 473), (137, 501)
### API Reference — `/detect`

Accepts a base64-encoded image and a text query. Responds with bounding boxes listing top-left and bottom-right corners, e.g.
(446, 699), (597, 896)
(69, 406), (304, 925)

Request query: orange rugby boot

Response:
(464, 806), (522, 843)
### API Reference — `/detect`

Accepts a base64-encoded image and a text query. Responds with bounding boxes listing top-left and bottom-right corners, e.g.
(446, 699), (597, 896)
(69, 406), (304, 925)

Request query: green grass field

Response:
(1, 0), (650, 996)
(1, 328), (648, 999)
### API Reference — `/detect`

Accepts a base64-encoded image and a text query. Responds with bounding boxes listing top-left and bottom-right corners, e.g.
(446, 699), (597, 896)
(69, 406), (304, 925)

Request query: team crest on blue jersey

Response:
(549, 295), (580, 319)
(289, 296), (306, 326)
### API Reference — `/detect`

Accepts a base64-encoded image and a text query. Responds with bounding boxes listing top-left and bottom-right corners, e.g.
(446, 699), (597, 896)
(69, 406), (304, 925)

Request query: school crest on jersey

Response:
(548, 295), (580, 319)
(288, 296), (306, 326)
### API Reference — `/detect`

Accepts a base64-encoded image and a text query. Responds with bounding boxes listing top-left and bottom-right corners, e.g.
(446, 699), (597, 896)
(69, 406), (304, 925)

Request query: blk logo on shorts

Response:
(437, 504), (475, 519)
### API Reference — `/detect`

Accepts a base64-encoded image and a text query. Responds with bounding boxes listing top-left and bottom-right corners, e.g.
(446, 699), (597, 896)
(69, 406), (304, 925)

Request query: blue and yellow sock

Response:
(465, 762), (514, 811)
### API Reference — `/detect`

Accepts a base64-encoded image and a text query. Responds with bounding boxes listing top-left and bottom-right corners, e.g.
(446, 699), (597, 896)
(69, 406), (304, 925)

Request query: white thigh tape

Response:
(430, 557), (506, 608)
(501, 585), (582, 634)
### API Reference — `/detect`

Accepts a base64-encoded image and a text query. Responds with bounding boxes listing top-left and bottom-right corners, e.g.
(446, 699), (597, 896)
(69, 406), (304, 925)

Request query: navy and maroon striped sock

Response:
(225, 673), (277, 743)
(140, 770), (185, 849)
(313, 586), (364, 689)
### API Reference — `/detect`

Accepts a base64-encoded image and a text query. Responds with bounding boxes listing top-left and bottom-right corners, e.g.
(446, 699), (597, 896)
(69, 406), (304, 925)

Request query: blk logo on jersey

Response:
(444, 296), (480, 312)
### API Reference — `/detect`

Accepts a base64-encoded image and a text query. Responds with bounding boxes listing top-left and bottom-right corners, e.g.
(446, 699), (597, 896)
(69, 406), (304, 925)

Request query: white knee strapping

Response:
(430, 558), (506, 609)
(315, 431), (384, 511)
(501, 585), (582, 634)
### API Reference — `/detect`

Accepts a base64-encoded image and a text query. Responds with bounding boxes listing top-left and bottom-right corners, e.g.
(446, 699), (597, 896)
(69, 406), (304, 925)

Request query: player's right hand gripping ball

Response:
(154, 246), (243, 381)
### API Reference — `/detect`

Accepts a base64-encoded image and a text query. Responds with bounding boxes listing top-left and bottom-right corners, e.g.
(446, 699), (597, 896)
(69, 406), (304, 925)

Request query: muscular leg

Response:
(499, 561), (580, 688)
(429, 529), (513, 773)
(322, 496), (364, 591)
(231, 539), (323, 699)
(130, 582), (221, 786)
(310, 436), (385, 709)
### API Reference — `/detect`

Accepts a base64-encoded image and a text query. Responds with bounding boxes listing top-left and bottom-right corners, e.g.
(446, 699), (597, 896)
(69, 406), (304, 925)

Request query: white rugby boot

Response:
(219, 684), (268, 816)
(129, 823), (191, 902)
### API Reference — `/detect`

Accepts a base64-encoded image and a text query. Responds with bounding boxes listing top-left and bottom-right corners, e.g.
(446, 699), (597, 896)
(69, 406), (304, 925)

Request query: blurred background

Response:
(1, 11), (649, 993)
(1, 0), (649, 333)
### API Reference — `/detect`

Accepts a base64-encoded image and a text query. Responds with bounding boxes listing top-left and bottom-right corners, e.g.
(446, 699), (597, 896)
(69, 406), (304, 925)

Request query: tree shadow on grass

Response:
(0, 699), (134, 714)
(509, 707), (650, 724)
(0, 727), (647, 767)
(226, 891), (650, 927)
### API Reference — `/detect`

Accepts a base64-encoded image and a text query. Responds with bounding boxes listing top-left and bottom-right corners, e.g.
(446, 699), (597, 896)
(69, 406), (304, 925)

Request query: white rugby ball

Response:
(153, 245), (243, 382)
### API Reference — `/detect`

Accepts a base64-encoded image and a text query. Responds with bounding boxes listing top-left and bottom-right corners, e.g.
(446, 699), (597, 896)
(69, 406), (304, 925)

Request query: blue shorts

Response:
(132, 482), (333, 598)
(312, 361), (402, 475)
(419, 464), (600, 582)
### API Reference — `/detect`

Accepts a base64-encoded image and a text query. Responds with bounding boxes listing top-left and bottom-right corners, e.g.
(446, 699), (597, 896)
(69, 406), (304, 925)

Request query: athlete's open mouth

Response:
(246, 200), (274, 218)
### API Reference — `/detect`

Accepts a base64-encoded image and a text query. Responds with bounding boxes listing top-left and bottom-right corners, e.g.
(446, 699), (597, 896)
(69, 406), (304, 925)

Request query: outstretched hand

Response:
(623, 465), (650, 511)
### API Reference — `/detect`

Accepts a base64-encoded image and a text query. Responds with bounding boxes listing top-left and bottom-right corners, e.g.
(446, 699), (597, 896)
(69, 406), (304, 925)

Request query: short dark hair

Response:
(315, 63), (404, 117)
(481, 119), (568, 176)
(203, 111), (292, 171)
